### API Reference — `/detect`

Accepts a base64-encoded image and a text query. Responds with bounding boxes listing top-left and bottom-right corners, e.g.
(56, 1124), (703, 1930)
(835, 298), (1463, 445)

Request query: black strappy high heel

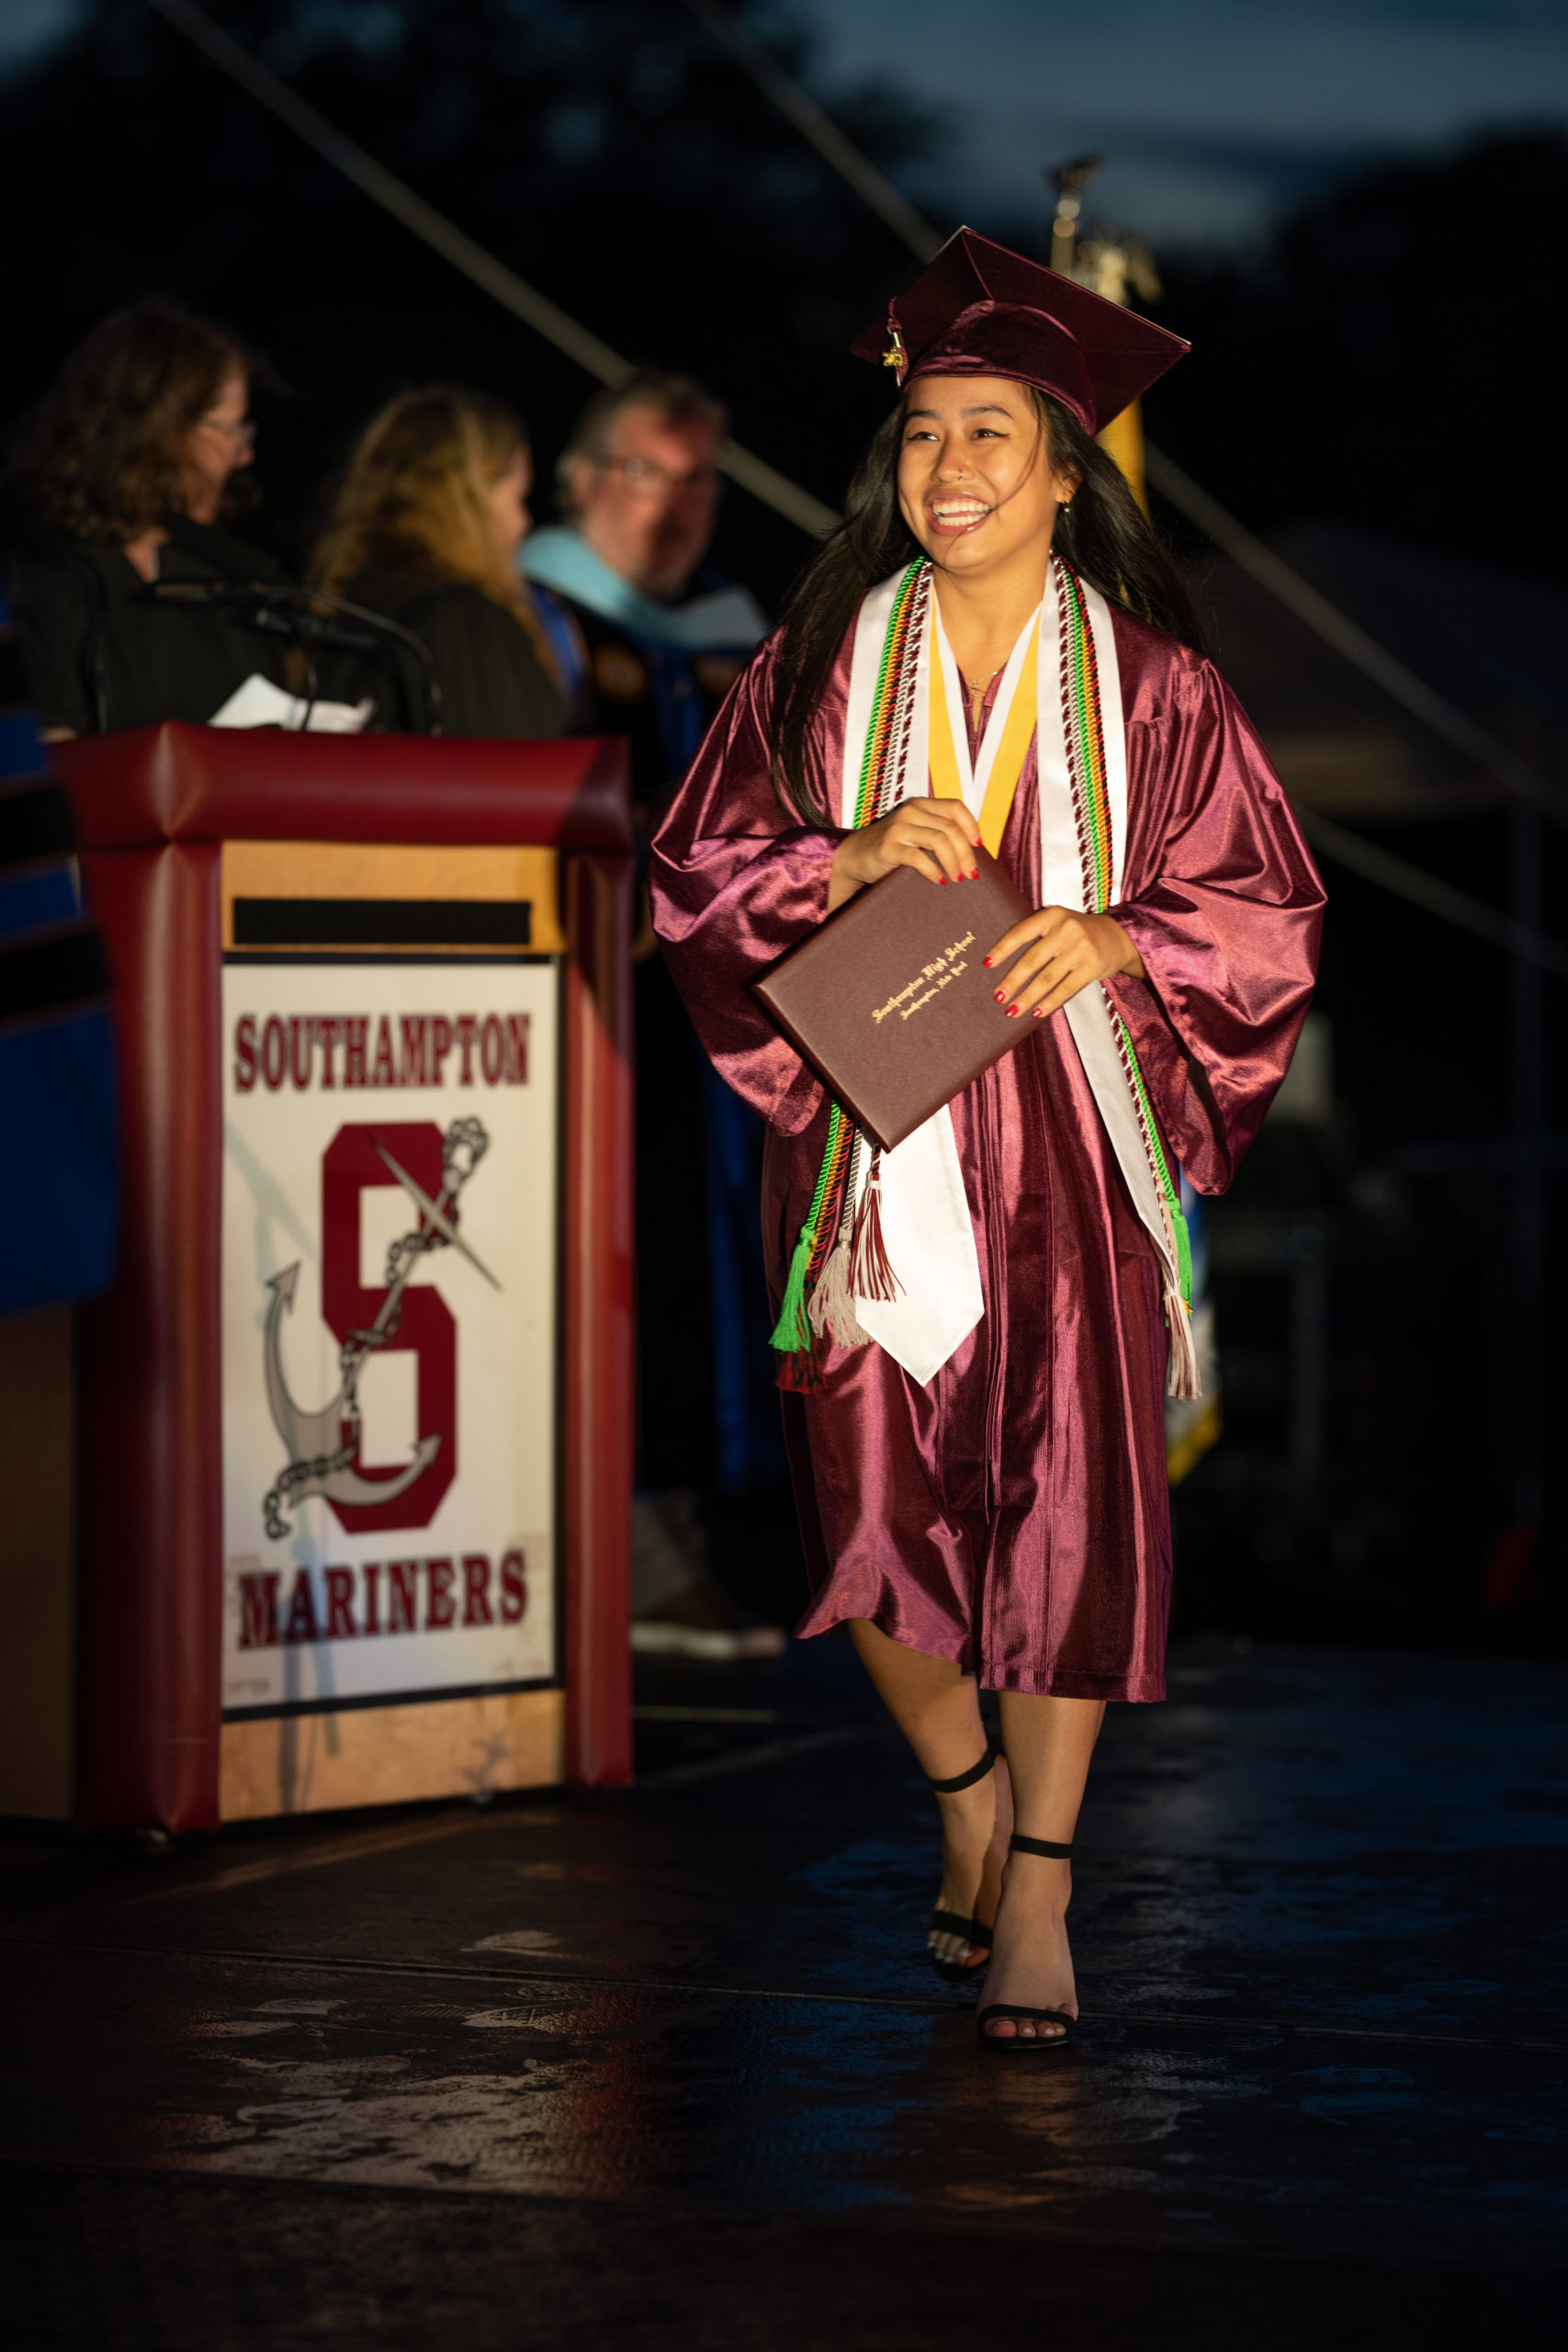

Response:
(976, 1833), (1078, 2051)
(926, 1742), (999, 1984)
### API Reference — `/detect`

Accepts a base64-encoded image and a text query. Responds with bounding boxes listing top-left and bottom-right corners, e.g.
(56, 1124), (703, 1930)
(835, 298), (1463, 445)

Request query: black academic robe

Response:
(1, 509), (293, 737)
(339, 566), (567, 740)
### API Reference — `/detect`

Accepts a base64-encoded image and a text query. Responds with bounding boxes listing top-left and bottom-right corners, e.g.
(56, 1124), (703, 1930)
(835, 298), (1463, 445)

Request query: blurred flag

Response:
(0, 591), (118, 1315)
(1165, 1174), (1223, 1484)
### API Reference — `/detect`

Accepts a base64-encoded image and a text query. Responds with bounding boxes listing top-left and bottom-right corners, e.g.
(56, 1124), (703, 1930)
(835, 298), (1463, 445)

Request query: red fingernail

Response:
(1032, 1005), (1045, 1018)
(937, 875), (948, 885)
(982, 956), (993, 968)
(994, 989), (1006, 1002)
(968, 868), (979, 880)
(1006, 1006), (1021, 1019)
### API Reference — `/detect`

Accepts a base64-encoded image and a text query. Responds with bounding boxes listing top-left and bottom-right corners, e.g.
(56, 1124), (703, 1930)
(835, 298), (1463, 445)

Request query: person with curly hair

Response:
(2, 300), (291, 736)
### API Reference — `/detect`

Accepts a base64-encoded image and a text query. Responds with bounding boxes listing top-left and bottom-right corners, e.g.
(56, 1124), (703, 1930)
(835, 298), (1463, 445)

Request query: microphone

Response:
(141, 579), (445, 732)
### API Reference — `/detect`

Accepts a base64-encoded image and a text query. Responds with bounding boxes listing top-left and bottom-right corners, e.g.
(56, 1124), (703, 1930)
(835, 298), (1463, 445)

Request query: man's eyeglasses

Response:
(599, 455), (720, 497)
(198, 414), (256, 447)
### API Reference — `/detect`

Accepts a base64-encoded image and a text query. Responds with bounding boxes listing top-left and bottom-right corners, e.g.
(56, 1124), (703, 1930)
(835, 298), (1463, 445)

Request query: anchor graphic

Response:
(261, 1116), (498, 1540)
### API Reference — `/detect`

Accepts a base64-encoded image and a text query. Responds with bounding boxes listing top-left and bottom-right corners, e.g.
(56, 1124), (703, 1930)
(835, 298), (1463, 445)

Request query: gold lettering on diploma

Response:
(871, 933), (977, 1026)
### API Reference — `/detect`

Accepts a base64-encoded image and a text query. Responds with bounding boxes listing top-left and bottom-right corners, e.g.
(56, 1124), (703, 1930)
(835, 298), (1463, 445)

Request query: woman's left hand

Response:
(984, 906), (1145, 1020)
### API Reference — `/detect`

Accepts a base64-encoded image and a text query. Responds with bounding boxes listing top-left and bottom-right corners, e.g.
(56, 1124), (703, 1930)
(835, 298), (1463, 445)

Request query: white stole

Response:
(835, 561), (1196, 1396)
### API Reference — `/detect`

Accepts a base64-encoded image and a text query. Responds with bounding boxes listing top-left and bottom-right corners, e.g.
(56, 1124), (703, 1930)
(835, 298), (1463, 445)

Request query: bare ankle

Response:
(1000, 1863), (1071, 1915)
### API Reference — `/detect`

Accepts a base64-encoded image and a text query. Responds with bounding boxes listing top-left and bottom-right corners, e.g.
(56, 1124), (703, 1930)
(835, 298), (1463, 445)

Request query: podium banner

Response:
(219, 844), (564, 1726)
(56, 724), (634, 1829)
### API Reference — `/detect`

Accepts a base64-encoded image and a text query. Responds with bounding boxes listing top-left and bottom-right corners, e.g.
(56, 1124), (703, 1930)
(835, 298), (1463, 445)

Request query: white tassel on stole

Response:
(1164, 1283), (1201, 1401)
(807, 1238), (874, 1349)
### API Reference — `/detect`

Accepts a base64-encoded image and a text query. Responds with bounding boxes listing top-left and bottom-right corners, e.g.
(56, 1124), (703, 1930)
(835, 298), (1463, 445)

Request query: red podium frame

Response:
(56, 722), (634, 1832)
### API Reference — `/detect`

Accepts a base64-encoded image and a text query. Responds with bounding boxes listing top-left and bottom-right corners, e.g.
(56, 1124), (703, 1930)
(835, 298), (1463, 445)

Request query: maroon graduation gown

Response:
(649, 602), (1324, 1699)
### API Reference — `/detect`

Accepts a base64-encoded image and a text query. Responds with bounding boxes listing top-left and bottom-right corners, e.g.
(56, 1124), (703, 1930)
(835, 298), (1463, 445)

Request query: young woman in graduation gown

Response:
(650, 232), (1324, 2049)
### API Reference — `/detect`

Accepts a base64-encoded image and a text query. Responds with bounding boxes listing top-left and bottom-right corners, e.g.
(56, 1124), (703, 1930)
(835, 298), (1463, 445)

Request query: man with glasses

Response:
(524, 374), (765, 794)
(525, 375), (784, 1660)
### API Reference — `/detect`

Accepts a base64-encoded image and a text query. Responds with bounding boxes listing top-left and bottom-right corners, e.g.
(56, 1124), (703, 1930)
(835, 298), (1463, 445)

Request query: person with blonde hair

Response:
(312, 387), (565, 737)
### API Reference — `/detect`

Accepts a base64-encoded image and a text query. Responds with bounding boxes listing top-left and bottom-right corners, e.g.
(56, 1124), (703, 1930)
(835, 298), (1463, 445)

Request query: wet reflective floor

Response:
(3, 1634), (1564, 2348)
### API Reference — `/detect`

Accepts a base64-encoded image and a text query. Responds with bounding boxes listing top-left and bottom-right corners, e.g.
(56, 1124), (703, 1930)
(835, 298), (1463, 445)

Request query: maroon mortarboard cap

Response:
(851, 227), (1189, 435)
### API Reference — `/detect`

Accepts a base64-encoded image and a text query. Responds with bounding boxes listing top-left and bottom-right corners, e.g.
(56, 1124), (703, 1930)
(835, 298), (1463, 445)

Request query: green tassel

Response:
(1173, 1206), (1193, 1308)
(769, 1219), (818, 1353)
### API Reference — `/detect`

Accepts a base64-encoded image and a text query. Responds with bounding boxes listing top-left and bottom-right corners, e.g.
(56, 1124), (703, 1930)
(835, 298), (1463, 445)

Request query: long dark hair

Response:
(770, 388), (1202, 822)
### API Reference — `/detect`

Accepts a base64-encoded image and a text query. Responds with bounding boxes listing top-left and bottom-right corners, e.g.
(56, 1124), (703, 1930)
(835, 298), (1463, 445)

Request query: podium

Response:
(43, 721), (633, 1832)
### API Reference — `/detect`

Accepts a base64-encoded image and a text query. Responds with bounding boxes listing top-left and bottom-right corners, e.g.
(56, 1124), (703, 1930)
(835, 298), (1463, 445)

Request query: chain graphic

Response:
(261, 1117), (496, 1539)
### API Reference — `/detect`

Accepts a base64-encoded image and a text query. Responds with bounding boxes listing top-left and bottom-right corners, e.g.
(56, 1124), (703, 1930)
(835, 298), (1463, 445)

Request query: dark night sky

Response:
(803, 0), (1568, 253)
(6, 1), (1568, 255)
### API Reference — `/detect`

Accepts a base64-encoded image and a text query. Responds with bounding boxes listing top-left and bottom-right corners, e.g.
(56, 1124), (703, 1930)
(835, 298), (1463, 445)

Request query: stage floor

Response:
(2, 1633), (1564, 2347)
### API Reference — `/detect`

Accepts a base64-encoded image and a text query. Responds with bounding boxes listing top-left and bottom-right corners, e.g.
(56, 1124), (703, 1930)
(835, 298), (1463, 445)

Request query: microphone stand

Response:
(141, 578), (445, 733)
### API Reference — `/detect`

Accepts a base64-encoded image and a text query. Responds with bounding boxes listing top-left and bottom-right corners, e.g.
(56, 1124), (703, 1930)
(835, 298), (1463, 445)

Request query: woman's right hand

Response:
(828, 795), (982, 911)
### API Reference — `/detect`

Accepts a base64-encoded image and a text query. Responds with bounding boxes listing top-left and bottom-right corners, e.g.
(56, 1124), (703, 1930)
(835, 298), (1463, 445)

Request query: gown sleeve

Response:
(649, 636), (842, 1136)
(1102, 635), (1325, 1194)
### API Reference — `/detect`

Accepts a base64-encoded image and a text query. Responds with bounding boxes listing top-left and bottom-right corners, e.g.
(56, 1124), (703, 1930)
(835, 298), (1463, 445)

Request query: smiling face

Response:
(897, 374), (1076, 580)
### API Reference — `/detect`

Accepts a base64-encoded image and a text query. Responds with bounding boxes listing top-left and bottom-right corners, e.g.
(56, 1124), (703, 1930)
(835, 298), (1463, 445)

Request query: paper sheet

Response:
(209, 673), (374, 733)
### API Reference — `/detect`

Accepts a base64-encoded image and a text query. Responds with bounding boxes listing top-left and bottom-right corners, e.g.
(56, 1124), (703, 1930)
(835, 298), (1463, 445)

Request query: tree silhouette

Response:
(1157, 131), (1568, 589)
(0, 0), (942, 592)
(3, 9), (1564, 599)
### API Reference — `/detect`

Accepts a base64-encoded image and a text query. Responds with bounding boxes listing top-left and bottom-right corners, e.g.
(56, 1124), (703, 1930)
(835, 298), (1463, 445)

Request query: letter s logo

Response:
(321, 1124), (457, 1532)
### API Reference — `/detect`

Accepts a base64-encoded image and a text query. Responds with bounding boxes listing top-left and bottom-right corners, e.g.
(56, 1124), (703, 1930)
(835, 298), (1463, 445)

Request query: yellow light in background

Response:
(1098, 400), (1149, 516)
(1167, 1396), (1224, 1487)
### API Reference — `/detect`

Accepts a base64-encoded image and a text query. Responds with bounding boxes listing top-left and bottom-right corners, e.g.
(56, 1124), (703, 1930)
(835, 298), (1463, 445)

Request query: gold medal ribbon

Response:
(928, 617), (1040, 855)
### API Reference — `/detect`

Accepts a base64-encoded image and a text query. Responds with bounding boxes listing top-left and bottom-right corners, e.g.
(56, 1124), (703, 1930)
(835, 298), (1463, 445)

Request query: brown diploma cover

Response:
(752, 846), (1037, 1153)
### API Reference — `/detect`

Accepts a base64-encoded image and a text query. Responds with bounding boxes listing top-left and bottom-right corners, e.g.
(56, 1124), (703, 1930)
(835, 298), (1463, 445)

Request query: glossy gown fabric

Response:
(649, 601), (1324, 1698)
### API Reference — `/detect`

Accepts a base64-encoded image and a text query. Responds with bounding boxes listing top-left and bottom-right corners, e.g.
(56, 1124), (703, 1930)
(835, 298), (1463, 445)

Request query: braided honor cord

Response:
(1056, 557), (1193, 1309)
(769, 562), (929, 1387)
